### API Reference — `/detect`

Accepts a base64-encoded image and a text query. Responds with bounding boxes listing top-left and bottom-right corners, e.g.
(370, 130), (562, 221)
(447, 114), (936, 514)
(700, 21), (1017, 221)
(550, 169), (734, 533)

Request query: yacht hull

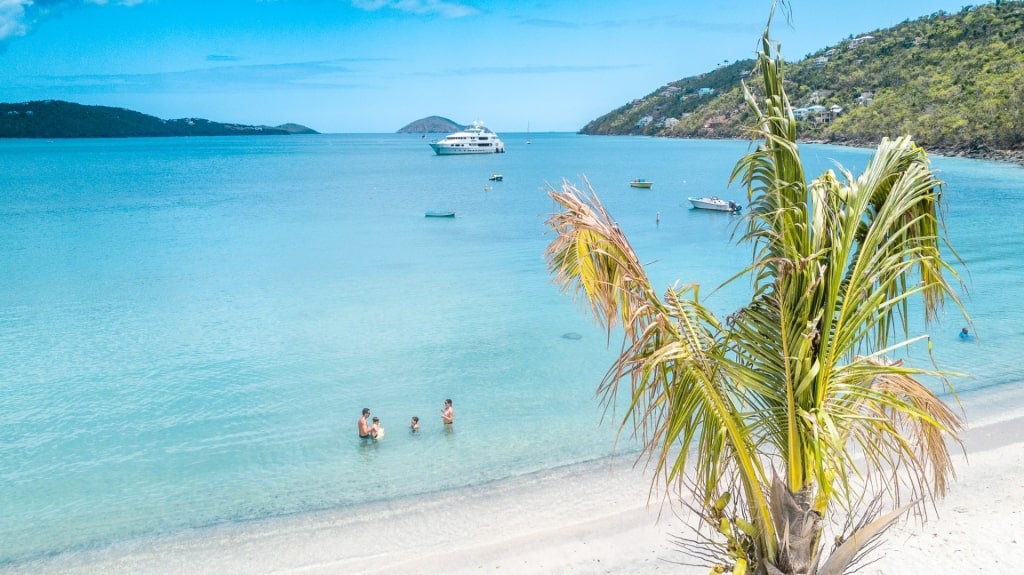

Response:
(429, 121), (505, 155)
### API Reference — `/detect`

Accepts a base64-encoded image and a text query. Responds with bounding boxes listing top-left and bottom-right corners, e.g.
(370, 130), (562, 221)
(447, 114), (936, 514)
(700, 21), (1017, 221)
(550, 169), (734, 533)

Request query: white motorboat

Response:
(688, 196), (741, 212)
(429, 121), (505, 155)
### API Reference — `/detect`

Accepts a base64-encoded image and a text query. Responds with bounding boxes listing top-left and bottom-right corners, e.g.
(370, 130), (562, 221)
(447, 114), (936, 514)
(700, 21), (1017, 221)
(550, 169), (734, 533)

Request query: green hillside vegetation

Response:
(0, 100), (317, 138)
(397, 116), (464, 133)
(274, 123), (320, 135)
(581, 1), (1024, 158)
(580, 60), (755, 135)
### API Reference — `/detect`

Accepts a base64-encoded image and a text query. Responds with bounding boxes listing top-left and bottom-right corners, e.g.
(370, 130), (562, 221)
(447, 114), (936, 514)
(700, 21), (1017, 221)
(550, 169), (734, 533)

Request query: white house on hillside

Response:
(849, 35), (875, 49)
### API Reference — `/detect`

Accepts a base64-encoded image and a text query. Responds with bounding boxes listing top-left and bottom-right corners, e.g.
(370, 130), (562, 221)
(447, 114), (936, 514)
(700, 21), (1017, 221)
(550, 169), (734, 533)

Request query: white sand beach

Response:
(14, 410), (1024, 575)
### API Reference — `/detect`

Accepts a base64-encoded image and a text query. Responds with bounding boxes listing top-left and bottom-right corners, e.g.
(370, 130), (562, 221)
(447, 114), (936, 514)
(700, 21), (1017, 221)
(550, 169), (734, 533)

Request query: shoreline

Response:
(643, 132), (1024, 167)
(8, 400), (1024, 575)
(802, 137), (1024, 167)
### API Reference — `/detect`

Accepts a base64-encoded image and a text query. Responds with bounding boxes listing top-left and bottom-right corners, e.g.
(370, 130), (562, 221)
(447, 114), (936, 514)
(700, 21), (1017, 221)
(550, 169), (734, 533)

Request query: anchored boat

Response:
(688, 196), (741, 212)
(429, 122), (505, 155)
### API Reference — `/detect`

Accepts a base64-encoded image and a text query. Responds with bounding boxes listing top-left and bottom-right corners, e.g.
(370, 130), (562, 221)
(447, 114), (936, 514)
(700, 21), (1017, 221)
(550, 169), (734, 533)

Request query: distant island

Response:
(0, 100), (318, 138)
(397, 116), (463, 134)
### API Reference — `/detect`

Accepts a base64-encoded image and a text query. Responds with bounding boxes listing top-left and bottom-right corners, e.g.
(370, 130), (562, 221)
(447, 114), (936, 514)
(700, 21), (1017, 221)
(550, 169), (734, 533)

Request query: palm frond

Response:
(544, 178), (778, 558)
(543, 3), (968, 573)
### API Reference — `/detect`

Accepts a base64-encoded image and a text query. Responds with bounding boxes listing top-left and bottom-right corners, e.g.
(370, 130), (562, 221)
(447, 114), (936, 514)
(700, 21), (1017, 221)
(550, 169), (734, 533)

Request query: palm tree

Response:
(543, 8), (968, 575)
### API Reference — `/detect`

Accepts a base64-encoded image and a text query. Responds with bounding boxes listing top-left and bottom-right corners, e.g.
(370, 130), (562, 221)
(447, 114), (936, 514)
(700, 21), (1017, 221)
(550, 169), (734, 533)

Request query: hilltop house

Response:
(658, 117), (680, 129)
(849, 35), (875, 49)
(791, 104), (842, 124)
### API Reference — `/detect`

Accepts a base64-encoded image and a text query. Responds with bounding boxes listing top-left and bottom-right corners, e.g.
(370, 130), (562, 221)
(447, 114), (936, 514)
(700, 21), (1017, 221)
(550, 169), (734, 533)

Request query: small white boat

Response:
(630, 179), (653, 189)
(688, 196), (741, 212)
(429, 121), (505, 155)
(489, 173), (503, 181)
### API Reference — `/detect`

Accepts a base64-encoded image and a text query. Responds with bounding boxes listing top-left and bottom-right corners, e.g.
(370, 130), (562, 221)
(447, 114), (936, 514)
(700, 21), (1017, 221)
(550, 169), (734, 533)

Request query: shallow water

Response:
(0, 133), (1021, 566)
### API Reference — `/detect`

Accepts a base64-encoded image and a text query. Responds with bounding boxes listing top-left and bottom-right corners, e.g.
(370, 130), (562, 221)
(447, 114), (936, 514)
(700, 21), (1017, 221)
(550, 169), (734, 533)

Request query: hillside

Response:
(581, 1), (1024, 160)
(397, 116), (463, 133)
(0, 100), (318, 138)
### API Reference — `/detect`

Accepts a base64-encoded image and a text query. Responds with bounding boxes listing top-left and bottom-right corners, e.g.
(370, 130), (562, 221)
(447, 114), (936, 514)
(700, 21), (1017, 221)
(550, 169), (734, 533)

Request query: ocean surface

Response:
(1, 133), (1022, 569)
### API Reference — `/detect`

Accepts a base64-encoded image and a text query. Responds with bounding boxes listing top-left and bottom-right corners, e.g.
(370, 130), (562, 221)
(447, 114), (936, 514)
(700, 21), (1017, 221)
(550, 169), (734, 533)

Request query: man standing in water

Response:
(441, 399), (454, 425)
(358, 408), (376, 439)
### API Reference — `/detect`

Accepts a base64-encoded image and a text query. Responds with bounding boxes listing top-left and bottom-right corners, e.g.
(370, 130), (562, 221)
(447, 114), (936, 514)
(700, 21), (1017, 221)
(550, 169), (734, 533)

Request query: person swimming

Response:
(960, 327), (971, 339)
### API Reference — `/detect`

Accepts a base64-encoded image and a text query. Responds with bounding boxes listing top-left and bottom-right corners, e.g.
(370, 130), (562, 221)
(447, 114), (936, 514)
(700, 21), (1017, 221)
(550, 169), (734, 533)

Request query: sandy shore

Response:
(11, 410), (1024, 575)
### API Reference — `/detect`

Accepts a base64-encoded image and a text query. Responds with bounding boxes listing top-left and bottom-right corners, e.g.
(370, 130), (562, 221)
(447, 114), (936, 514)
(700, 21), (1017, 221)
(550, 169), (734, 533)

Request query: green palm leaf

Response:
(543, 3), (968, 573)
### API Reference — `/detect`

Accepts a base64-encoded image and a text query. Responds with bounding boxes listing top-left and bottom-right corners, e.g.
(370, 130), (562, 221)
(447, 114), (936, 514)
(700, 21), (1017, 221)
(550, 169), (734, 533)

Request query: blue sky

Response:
(0, 0), (979, 133)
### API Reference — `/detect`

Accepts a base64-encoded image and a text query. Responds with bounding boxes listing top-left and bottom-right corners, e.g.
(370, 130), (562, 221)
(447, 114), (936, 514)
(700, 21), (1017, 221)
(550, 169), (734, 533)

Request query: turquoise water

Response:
(0, 133), (1021, 567)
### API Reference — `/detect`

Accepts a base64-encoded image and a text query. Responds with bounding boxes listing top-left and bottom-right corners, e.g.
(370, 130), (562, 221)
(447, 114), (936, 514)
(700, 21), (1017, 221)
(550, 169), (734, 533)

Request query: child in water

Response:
(371, 417), (385, 439)
(410, 416), (420, 432)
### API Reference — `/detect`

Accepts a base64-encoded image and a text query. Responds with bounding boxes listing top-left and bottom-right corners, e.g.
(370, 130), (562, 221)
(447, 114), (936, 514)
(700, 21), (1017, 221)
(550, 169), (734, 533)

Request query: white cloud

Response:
(0, 0), (148, 42)
(0, 0), (30, 40)
(85, 0), (147, 5)
(351, 0), (477, 19)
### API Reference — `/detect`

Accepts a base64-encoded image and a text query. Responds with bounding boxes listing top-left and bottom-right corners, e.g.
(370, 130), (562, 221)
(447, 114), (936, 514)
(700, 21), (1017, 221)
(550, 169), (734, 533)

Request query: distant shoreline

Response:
(649, 131), (1024, 167)
(804, 136), (1024, 167)
(0, 100), (318, 139)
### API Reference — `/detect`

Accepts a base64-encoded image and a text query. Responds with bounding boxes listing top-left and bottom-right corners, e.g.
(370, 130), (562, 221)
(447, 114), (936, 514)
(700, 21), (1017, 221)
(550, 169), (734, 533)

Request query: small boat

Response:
(425, 211), (456, 218)
(489, 173), (503, 181)
(429, 121), (505, 155)
(688, 196), (741, 212)
(630, 179), (653, 189)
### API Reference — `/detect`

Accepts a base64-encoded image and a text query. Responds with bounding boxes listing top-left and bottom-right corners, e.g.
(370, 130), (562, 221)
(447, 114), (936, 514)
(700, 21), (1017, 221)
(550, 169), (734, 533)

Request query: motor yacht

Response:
(429, 122), (505, 155)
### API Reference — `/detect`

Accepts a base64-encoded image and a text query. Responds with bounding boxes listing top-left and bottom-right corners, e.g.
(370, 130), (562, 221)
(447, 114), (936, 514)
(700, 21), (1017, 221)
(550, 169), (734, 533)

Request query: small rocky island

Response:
(397, 116), (463, 134)
(0, 100), (318, 138)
